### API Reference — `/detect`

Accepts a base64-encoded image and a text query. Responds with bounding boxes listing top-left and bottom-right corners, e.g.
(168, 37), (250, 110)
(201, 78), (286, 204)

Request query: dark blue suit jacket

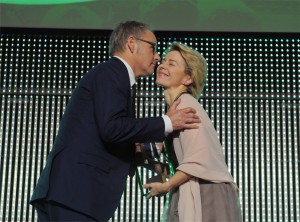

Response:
(30, 57), (165, 220)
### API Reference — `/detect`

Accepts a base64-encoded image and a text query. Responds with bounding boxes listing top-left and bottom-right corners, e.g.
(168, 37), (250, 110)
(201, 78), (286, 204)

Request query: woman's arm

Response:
(143, 170), (192, 198)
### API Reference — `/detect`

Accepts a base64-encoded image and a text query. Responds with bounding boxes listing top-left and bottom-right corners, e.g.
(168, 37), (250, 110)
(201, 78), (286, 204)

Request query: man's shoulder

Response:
(95, 57), (126, 71)
(84, 58), (125, 76)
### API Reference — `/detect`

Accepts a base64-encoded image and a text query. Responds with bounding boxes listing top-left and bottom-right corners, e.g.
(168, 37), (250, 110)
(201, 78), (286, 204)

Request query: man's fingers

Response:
(187, 114), (200, 121)
(181, 107), (197, 114)
(180, 110), (200, 122)
(182, 123), (199, 129)
(167, 104), (201, 130)
(171, 111), (201, 130)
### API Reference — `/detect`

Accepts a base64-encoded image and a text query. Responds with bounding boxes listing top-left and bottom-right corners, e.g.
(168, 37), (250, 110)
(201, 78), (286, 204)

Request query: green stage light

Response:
(1, 0), (94, 5)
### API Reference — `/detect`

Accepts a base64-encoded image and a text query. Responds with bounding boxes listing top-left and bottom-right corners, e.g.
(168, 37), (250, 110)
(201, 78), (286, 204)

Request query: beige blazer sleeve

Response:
(173, 94), (238, 221)
(173, 94), (236, 185)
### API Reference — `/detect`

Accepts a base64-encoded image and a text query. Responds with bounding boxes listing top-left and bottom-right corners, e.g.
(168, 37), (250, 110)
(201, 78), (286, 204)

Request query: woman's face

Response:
(156, 50), (191, 89)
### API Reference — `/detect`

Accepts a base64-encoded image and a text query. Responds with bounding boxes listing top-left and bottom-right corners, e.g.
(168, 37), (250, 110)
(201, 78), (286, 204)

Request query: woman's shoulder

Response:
(178, 94), (211, 121)
(178, 93), (202, 109)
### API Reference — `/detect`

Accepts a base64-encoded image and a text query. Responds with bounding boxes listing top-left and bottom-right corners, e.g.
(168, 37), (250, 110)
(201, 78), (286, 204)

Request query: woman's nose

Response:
(157, 63), (164, 70)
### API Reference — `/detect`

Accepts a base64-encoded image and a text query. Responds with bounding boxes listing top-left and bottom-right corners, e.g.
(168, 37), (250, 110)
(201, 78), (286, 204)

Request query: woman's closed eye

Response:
(161, 59), (177, 67)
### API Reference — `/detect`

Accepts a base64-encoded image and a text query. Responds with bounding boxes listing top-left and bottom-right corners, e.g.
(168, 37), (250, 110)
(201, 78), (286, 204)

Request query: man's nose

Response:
(154, 53), (161, 61)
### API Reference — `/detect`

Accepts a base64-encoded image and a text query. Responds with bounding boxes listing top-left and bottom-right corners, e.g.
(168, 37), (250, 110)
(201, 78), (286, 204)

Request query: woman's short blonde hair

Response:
(165, 42), (208, 99)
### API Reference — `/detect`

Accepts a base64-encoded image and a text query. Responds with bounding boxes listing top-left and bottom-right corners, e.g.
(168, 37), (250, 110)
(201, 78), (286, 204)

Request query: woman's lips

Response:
(157, 71), (169, 77)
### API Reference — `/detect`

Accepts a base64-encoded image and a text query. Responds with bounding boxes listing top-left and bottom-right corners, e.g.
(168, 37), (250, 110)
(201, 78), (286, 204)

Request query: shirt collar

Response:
(114, 56), (136, 87)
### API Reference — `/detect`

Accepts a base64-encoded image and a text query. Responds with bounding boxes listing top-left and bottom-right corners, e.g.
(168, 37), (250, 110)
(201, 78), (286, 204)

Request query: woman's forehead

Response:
(164, 51), (185, 64)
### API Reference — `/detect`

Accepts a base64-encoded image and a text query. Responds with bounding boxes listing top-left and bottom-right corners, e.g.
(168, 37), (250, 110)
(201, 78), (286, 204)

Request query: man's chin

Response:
(141, 72), (154, 78)
(137, 73), (152, 79)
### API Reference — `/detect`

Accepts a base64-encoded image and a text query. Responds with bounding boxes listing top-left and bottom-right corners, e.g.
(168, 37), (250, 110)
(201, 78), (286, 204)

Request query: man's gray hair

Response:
(109, 21), (150, 56)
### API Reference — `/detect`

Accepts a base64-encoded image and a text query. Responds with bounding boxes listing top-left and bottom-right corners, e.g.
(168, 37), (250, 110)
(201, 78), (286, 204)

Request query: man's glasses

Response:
(135, 38), (157, 54)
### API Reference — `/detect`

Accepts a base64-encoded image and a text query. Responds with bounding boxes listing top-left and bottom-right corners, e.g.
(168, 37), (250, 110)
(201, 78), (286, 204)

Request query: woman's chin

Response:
(156, 79), (166, 88)
(156, 83), (166, 88)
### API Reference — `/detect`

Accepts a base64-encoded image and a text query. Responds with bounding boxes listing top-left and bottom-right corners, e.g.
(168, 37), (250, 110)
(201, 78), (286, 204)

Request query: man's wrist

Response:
(162, 115), (173, 134)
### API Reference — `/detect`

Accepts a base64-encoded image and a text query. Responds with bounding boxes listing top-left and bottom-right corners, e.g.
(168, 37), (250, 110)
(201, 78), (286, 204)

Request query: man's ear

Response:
(127, 36), (136, 53)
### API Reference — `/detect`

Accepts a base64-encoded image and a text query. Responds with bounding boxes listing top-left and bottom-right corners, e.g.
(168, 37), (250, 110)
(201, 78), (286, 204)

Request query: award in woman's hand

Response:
(135, 142), (170, 197)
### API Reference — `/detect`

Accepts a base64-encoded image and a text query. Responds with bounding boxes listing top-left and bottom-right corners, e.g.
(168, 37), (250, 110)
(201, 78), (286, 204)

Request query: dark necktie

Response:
(129, 84), (137, 177)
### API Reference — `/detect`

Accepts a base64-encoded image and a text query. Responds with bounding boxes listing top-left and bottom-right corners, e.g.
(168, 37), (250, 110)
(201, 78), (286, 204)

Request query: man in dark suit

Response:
(30, 21), (200, 221)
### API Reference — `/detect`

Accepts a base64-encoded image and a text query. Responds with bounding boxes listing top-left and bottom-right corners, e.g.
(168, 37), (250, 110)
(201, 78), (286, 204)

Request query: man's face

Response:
(134, 30), (161, 78)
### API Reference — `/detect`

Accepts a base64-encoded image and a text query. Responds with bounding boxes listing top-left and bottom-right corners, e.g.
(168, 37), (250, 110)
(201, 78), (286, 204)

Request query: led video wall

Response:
(0, 28), (299, 221)
(1, 0), (300, 33)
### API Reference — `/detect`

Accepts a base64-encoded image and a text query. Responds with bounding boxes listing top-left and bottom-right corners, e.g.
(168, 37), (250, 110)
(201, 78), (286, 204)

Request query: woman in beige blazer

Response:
(143, 42), (242, 222)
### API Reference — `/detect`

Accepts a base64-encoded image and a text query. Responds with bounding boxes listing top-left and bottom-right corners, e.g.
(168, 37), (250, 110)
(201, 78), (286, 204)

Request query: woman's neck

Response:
(164, 87), (189, 106)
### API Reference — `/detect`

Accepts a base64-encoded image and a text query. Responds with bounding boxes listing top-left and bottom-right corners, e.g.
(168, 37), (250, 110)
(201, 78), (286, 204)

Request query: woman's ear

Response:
(183, 76), (193, 86)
